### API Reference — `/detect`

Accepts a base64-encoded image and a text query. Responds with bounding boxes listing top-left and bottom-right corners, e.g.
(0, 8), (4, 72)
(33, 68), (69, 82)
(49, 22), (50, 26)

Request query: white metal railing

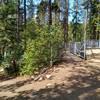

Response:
(69, 40), (100, 59)
(86, 40), (100, 48)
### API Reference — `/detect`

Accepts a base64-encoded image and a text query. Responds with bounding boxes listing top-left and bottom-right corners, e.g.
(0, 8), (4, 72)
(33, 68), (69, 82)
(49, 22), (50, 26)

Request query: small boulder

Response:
(67, 89), (73, 94)
(31, 75), (35, 79)
(46, 83), (53, 88)
(0, 68), (4, 73)
(46, 75), (52, 80)
(38, 77), (44, 81)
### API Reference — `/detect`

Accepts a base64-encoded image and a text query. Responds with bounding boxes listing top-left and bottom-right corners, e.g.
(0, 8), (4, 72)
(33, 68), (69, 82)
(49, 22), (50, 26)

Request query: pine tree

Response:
(63, 0), (69, 49)
(16, 0), (20, 41)
(83, 0), (100, 39)
(24, 0), (26, 28)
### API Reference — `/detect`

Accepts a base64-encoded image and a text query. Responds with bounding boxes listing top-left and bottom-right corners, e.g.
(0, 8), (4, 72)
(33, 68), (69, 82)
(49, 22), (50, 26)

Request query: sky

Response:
(30, 0), (83, 22)
(34, 0), (75, 21)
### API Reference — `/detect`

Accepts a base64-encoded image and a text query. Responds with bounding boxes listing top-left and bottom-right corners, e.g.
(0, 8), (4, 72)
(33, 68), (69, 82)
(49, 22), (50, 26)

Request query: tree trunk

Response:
(16, 0), (20, 42)
(75, 0), (78, 41)
(48, 0), (52, 66)
(48, 0), (52, 25)
(24, 0), (26, 28)
(63, 0), (68, 49)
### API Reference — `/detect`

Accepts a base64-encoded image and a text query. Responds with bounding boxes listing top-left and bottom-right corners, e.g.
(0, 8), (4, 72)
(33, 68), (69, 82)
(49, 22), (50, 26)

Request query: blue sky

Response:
(33, 0), (41, 5)
(33, 0), (74, 7)
(33, 0), (75, 21)
(31, 0), (83, 22)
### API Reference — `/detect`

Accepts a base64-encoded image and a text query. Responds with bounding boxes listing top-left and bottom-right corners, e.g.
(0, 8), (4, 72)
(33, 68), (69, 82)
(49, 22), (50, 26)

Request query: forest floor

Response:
(0, 54), (100, 100)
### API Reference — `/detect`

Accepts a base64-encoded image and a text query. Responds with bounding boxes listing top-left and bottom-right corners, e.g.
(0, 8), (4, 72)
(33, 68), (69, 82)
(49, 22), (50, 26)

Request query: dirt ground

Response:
(0, 55), (100, 100)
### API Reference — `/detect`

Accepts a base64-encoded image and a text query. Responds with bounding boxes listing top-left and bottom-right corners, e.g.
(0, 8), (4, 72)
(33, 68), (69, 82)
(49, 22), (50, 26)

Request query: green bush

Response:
(0, 43), (24, 76)
(20, 24), (63, 75)
(4, 61), (19, 76)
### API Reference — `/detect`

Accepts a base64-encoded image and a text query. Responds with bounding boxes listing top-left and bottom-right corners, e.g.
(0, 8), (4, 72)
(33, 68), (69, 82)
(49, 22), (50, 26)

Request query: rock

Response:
(38, 77), (43, 81)
(46, 75), (52, 80)
(0, 68), (4, 72)
(31, 75), (35, 79)
(67, 90), (73, 94)
(46, 83), (53, 88)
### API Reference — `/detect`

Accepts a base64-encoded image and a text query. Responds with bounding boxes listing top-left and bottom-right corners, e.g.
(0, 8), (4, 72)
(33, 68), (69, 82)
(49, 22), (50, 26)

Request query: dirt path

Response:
(0, 56), (100, 100)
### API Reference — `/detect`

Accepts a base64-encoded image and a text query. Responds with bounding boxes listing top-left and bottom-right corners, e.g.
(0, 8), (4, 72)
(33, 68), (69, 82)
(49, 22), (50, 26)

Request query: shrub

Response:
(4, 60), (19, 76)
(1, 44), (23, 76)
(20, 24), (63, 75)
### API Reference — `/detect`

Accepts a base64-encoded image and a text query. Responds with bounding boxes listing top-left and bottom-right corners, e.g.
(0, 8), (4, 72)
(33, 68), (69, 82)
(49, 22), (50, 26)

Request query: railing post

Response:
(98, 40), (100, 48)
(74, 43), (77, 55)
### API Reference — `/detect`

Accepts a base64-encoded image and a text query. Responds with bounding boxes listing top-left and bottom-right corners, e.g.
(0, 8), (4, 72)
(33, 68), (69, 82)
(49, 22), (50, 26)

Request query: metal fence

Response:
(86, 40), (100, 48)
(69, 40), (100, 59)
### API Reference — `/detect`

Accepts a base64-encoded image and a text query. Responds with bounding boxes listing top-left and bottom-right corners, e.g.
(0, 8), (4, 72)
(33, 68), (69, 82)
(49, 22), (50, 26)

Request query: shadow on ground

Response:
(0, 78), (32, 92)
(0, 64), (100, 100)
(0, 74), (16, 82)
